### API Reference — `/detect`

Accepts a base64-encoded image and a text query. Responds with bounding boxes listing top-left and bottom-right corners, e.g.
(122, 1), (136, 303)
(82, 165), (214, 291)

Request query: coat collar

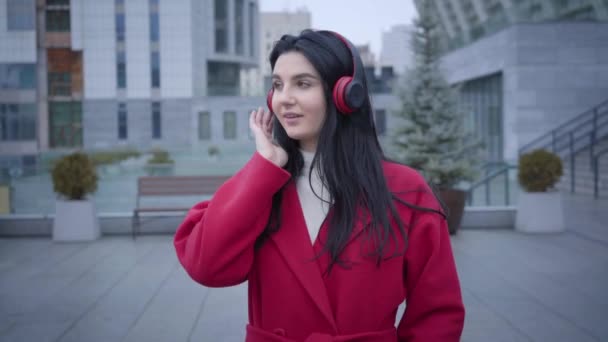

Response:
(269, 182), (372, 331)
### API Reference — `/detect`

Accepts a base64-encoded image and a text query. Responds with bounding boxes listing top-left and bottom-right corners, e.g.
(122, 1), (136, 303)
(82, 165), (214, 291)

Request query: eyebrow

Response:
(271, 73), (318, 81)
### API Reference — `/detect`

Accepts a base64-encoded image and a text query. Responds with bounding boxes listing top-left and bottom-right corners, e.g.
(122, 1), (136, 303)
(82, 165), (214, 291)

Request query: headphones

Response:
(266, 31), (366, 115)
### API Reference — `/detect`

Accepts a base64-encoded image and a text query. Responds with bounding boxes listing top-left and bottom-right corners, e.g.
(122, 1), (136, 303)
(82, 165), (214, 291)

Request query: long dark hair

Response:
(257, 29), (444, 272)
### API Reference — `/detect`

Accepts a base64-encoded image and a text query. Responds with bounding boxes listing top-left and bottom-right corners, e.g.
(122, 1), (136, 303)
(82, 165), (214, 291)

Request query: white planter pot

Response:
(515, 191), (565, 233)
(53, 200), (101, 241)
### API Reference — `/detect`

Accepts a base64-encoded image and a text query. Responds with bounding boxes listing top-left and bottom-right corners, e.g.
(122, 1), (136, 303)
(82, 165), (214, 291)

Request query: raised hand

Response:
(249, 107), (288, 167)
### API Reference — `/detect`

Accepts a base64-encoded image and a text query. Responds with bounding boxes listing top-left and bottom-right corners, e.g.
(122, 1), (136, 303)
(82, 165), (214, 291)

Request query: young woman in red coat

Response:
(174, 29), (465, 342)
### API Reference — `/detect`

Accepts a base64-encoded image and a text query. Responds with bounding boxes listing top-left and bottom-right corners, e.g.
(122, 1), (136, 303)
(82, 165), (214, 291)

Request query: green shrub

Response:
(147, 148), (173, 164)
(89, 149), (140, 166)
(208, 145), (220, 156)
(51, 152), (98, 200)
(518, 149), (563, 192)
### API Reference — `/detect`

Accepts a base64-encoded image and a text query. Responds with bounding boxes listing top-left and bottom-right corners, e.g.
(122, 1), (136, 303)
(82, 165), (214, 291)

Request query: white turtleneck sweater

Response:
(296, 150), (331, 242)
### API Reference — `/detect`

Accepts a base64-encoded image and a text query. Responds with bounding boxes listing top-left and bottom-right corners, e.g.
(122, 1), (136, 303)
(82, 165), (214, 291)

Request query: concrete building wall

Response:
(240, 10), (310, 96)
(0, 0), (37, 63)
(82, 0), (116, 99)
(84, 99), (191, 150)
(124, 0), (151, 99)
(440, 22), (608, 162)
(159, 0), (192, 98)
(380, 24), (414, 75)
(0, 0), (38, 158)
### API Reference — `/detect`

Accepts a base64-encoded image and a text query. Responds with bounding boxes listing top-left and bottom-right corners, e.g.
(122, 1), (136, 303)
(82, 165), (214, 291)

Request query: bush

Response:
(208, 145), (220, 156)
(51, 152), (98, 200)
(89, 149), (141, 166)
(147, 148), (173, 164)
(518, 149), (563, 192)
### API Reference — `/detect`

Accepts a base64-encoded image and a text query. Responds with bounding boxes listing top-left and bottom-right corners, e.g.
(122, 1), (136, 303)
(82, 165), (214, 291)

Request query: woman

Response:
(174, 30), (464, 342)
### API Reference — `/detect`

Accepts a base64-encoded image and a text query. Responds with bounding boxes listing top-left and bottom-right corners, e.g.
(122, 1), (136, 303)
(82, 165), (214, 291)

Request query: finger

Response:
(249, 110), (257, 130)
(265, 116), (274, 135)
(255, 107), (264, 129)
(263, 109), (272, 127)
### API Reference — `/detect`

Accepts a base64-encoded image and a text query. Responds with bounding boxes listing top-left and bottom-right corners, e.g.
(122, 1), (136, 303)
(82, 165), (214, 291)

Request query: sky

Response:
(259, 0), (419, 57)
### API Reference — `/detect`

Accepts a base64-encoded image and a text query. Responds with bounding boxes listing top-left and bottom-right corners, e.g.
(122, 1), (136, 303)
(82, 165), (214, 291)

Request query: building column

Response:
(471, 0), (488, 22)
(36, 0), (49, 151)
(227, 0), (235, 54)
(448, 0), (471, 43)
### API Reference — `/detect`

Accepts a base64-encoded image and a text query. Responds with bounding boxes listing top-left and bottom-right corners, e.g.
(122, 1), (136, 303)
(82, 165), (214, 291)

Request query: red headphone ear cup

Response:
(333, 76), (353, 114)
(266, 89), (274, 113)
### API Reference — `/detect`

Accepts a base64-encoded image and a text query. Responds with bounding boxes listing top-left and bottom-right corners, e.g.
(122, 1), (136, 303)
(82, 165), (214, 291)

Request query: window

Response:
(150, 12), (159, 42)
(0, 64), (36, 90)
(214, 0), (228, 53)
(7, 0), (35, 31)
(198, 111), (211, 140)
(249, 2), (256, 57)
(375, 109), (386, 136)
(49, 101), (82, 147)
(235, 0), (245, 55)
(46, 8), (70, 32)
(223, 111), (236, 139)
(152, 102), (161, 139)
(117, 52), (126, 88)
(118, 103), (127, 139)
(151, 52), (160, 88)
(0, 103), (36, 141)
(207, 62), (239, 95)
(115, 13), (125, 42)
(48, 72), (71, 96)
(457, 73), (503, 162)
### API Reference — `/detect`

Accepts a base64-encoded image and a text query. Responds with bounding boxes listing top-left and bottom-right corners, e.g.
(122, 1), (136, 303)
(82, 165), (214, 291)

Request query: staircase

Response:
(519, 99), (608, 199)
(559, 137), (608, 197)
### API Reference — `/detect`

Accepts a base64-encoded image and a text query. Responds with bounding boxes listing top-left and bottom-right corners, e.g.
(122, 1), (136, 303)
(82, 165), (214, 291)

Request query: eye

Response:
(297, 80), (311, 88)
(272, 81), (282, 90)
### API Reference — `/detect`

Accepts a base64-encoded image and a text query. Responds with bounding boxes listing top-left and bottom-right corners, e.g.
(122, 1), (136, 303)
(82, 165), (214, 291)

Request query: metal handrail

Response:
(593, 147), (608, 198)
(519, 99), (608, 155)
(466, 164), (518, 206)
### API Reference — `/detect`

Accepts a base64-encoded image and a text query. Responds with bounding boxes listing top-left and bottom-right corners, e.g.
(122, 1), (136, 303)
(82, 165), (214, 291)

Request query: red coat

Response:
(174, 153), (465, 342)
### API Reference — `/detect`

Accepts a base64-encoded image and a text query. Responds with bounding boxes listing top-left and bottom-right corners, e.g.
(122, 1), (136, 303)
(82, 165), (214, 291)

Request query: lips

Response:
(283, 112), (303, 119)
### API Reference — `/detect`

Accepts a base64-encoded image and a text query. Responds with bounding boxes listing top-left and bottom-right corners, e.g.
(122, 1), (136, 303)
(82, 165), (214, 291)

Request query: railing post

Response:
(485, 179), (490, 206)
(570, 132), (575, 193)
(590, 108), (598, 169)
(594, 157), (599, 199)
(504, 169), (510, 205)
(590, 132), (595, 170)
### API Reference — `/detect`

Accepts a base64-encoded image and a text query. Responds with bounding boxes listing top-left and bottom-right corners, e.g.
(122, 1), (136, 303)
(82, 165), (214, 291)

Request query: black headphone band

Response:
(323, 31), (365, 86)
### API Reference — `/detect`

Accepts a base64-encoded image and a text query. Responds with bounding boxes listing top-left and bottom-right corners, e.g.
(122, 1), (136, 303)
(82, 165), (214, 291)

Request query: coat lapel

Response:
(269, 182), (338, 332)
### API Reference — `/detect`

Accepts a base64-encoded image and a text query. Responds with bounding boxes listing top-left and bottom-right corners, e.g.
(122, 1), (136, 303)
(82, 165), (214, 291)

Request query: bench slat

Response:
(137, 175), (231, 196)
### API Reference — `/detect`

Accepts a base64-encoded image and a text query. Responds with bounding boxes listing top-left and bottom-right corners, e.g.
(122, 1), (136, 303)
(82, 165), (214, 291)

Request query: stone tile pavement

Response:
(0, 193), (606, 342)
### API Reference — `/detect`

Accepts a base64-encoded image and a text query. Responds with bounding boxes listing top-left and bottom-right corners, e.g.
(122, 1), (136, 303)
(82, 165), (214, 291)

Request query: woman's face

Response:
(271, 51), (327, 152)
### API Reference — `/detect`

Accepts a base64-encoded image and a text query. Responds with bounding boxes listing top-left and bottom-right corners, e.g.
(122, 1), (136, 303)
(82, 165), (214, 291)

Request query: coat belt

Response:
(245, 324), (397, 342)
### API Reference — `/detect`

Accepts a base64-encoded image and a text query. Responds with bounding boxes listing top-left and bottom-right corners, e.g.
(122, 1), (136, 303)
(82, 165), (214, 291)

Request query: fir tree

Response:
(393, 0), (481, 189)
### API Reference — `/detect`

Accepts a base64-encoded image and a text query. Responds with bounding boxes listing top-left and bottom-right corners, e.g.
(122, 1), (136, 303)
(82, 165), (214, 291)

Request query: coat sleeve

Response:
(396, 212), (465, 341)
(173, 152), (291, 288)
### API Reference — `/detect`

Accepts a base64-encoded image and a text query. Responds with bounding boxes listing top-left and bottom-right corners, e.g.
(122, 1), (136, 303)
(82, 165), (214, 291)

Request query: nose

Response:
(274, 85), (296, 110)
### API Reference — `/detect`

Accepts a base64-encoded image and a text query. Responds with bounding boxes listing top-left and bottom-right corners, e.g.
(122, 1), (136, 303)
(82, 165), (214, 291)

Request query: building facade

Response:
(0, 0), (38, 171)
(240, 9), (311, 96)
(380, 24), (415, 75)
(0, 0), (262, 170)
(415, 0), (608, 162)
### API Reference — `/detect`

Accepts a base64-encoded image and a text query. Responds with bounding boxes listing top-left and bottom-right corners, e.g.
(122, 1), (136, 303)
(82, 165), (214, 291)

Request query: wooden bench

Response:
(132, 175), (231, 238)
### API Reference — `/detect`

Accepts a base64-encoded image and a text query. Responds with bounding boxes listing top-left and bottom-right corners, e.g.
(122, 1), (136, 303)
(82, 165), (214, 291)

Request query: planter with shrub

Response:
(515, 149), (564, 233)
(51, 152), (100, 241)
(145, 148), (174, 176)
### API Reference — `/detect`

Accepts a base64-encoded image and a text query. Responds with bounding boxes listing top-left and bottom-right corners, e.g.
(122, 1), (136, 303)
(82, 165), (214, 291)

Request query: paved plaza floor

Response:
(0, 193), (606, 342)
